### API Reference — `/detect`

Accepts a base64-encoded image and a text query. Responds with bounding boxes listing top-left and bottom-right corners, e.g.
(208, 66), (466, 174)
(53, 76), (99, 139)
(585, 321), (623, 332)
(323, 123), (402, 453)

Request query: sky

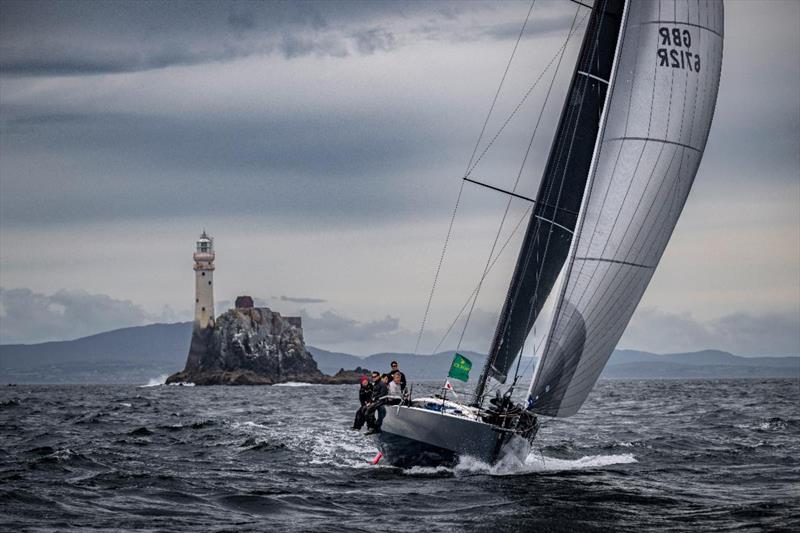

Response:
(1, 0), (798, 357)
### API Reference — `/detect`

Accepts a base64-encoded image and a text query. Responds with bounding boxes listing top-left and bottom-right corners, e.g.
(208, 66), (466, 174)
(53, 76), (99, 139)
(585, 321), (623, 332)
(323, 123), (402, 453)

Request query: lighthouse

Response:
(193, 231), (215, 330)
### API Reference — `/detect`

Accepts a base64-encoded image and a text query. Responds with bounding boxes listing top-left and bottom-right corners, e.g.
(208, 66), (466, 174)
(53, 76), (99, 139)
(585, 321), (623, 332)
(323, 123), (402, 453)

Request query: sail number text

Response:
(657, 27), (700, 72)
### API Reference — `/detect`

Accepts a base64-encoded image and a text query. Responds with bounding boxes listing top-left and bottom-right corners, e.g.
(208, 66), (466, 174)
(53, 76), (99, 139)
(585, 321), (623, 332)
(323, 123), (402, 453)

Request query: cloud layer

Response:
(0, 0), (569, 76)
(3, 287), (797, 357)
(0, 287), (174, 344)
(0, 1), (797, 357)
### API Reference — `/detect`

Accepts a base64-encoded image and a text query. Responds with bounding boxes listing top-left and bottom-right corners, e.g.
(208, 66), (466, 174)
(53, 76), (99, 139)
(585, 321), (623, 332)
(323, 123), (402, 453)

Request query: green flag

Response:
(447, 353), (472, 382)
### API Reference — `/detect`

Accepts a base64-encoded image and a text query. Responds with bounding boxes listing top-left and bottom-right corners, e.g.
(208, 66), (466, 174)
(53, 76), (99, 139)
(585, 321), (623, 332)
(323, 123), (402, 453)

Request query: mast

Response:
(475, 0), (625, 404)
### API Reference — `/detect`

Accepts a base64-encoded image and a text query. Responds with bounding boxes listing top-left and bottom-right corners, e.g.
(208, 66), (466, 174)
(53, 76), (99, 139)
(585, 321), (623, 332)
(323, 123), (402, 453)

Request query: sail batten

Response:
(528, 0), (724, 417)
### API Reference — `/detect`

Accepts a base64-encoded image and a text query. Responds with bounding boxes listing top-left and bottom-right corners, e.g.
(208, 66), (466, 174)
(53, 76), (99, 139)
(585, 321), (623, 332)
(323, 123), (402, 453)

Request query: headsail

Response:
(480, 0), (625, 387)
(529, 0), (724, 417)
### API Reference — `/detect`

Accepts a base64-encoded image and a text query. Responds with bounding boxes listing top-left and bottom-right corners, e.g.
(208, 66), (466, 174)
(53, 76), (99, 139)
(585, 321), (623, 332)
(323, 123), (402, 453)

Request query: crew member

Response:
(388, 372), (402, 397)
(351, 375), (373, 430)
(388, 360), (407, 391)
(365, 372), (389, 434)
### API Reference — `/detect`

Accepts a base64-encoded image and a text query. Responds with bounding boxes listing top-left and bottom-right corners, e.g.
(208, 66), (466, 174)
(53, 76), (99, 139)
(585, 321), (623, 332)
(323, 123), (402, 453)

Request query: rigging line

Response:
(488, 1), (590, 363)
(505, 2), (598, 372)
(508, 3), (584, 389)
(561, 3), (679, 324)
(463, 176), (580, 216)
(463, 177), (537, 204)
(527, 0), (618, 395)
(430, 204), (533, 356)
(412, 179), (465, 356)
(456, 1), (582, 356)
(543, 16), (695, 376)
(464, 8), (592, 180)
(412, 0), (536, 357)
(559, 16), (650, 317)
(465, 0), (537, 173)
(478, 4), (585, 400)
(474, 3), (591, 386)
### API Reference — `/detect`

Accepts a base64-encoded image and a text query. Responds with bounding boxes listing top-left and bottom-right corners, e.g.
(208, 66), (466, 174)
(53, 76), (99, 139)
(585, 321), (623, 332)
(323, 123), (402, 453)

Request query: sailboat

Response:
(375, 0), (724, 467)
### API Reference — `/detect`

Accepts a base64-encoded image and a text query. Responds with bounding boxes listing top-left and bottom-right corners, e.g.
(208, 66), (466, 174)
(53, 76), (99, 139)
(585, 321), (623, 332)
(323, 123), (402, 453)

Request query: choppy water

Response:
(1, 379), (798, 532)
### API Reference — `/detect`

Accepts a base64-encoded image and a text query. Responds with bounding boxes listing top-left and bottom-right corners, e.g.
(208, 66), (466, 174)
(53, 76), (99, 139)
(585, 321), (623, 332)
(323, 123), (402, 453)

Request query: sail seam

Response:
(574, 256), (653, 268)
(504, 8), (606, 384)
(519, 0), (622, 396)
(605, 136), (701, 152)
(530, 0), (631, 414)
(640, 20), (722, 38)
(551, 5), (685, 385)
(478, 4), (587, 397)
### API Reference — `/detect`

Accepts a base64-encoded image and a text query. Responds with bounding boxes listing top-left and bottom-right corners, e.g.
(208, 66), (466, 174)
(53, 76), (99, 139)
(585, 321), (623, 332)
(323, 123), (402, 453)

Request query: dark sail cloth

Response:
(366, 381), (389, 432)
(352, 381), (373, 430)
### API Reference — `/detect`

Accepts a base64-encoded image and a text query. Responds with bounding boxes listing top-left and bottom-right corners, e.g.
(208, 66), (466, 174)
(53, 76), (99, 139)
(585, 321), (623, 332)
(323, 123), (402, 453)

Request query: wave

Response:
(140, 374), (169, 387)
(275, 382), (315, 387)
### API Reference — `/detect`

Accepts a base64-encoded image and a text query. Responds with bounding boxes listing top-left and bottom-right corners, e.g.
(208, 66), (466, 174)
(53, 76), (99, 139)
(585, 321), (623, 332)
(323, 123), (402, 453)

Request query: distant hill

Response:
(0, 322), (193, 384)
(308, 346), (494, 381)
(604, 349), (799, 379)
(1, 322), (797, 384)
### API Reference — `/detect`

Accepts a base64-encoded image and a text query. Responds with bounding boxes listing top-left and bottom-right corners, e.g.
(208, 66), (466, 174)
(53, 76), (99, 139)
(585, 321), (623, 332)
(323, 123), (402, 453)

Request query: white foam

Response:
(139, 374), (169, 387)
(274, 382), (314, 387)
(454, 452), (637, 476)
(402, 465), (453, 476)
(234, 421), (270, 430)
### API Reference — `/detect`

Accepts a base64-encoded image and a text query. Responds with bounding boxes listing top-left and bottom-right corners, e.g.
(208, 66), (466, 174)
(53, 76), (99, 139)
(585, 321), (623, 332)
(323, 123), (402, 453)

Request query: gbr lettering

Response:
(656, 26), (701, 72)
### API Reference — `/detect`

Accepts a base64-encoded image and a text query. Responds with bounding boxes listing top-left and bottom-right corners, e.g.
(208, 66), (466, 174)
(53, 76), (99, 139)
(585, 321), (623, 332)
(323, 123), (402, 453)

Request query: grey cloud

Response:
(478, 12), (579, 42)
(352, 29), (397, 55)
(0, 287), (167, 344)
(300, 309), (401, 345)
(0, 107), (457, 227)
(279, 33), (349, 59)
(0, 1), (550, 76)
(0, 44), (253, 76)
(620, 307), (800, 357)
(278, 296), (327, 304)
(227, 9), (258, 33)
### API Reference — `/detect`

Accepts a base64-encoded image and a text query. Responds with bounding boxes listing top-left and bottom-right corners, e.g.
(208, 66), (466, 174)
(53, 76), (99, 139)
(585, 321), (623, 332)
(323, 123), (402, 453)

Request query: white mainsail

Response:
(528, 0), (724, 417)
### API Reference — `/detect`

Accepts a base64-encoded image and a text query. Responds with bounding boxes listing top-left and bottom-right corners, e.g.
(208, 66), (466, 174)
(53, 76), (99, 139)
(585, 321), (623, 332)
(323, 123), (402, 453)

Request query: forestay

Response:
(529, 0), (724, 417)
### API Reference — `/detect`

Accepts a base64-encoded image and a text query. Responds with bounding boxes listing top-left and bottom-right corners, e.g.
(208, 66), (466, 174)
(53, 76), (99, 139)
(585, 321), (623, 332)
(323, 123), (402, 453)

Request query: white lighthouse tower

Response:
(193, 231), (215, 330)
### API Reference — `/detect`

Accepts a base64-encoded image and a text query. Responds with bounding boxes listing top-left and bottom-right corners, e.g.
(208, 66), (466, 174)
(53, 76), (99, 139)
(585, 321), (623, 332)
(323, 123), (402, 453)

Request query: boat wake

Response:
(456, 452), (637, 476)
(400, 452), (637, 477)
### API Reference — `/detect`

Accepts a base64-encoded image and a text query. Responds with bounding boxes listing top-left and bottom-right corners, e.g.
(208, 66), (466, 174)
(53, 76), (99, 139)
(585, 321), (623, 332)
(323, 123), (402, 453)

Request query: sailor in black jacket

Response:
(365, 373), (389, 434)
(352, 375), (373, 430)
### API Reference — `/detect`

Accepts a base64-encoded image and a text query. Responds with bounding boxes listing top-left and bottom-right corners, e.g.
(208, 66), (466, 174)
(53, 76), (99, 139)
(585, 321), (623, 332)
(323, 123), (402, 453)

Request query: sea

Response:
(1, 378), (797, 532)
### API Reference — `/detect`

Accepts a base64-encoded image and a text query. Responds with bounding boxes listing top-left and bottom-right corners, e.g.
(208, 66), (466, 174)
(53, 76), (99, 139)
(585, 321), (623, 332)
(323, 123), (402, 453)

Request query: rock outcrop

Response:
(166, 307), (367, 385)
